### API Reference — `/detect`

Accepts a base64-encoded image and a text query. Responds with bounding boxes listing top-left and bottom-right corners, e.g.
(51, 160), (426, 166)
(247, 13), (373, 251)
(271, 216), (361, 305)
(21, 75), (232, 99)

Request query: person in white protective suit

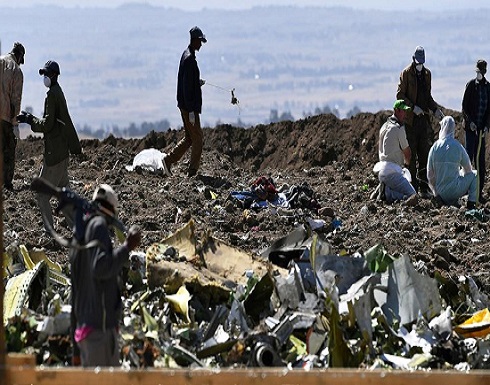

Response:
(427, 115), (478, 209)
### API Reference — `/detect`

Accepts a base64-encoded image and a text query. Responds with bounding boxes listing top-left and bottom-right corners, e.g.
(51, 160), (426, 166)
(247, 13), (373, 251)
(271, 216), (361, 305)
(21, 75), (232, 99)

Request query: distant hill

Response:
(2, 4), (490, 136)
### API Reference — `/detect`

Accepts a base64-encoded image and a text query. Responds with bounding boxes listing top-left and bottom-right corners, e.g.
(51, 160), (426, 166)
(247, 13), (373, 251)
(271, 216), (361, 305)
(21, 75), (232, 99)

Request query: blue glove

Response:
(434, 108), (444, 120)
(413, 105), (424, 116)
(189, 111), (196, 125)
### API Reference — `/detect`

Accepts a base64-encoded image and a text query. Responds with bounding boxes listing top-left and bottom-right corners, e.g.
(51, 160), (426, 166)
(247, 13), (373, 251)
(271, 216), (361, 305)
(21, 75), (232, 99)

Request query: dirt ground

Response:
(3, 107), (490, 296)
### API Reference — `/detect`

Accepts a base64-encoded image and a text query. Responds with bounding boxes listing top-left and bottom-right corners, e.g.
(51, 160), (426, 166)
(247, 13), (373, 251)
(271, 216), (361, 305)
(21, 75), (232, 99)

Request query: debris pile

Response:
(4, 219), (490, 370)
(3, 112), (490, 370)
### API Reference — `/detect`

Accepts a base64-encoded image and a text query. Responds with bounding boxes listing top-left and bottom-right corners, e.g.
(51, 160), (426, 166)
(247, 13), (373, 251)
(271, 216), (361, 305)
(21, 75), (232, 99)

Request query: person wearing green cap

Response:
(372, 100), (416, 203)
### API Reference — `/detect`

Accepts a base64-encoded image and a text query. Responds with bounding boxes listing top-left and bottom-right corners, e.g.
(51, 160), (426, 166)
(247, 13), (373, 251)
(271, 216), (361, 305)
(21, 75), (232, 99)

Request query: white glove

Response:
(434, 108), (444, 120)
(13, 125), (20, 139)
(200, 79), (205, 86)
(189, 111), (196, 125)
(413, 105), (424, 116)
(470, 122), (477, 131)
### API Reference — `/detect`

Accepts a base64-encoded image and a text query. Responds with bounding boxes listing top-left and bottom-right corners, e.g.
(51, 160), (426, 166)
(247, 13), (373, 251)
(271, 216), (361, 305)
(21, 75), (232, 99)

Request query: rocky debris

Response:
(3, 109), (490, 369)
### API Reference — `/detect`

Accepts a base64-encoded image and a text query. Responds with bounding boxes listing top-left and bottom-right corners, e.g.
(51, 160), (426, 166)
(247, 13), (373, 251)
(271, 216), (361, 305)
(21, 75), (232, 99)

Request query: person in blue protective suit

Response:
(427, 116), (477, 209)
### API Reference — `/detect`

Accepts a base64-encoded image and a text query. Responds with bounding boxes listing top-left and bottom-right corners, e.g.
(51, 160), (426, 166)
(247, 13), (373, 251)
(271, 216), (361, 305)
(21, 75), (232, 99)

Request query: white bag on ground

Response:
(126, 148), (167, 172)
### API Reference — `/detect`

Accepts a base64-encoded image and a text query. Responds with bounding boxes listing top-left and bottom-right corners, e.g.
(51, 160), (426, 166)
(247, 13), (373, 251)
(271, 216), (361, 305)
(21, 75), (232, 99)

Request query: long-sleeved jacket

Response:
(176, 46), (202, 113)
(462, 77), (490, 131)
(396, 63), (438, 126)
(0, 53), (23, 125)
(70, 215), (130, 330)
(30, 82), (81, 166)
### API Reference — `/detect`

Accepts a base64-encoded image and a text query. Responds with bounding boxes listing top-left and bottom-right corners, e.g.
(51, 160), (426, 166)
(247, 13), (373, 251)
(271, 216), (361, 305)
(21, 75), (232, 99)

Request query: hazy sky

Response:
(2, 0), (489, 10)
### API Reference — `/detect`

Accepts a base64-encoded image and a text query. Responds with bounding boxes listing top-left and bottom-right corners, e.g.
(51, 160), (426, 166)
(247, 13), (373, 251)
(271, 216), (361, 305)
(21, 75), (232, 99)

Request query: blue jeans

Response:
(379, 172), (416, 203)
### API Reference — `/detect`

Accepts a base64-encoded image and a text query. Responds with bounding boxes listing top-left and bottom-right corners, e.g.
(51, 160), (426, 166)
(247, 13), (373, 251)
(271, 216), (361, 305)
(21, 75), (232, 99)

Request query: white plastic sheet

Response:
(125, 148), (166, 172)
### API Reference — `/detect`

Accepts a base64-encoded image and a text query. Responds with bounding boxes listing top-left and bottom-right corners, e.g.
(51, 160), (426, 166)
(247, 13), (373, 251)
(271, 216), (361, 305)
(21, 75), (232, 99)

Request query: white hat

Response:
(93, 184), (119, 213)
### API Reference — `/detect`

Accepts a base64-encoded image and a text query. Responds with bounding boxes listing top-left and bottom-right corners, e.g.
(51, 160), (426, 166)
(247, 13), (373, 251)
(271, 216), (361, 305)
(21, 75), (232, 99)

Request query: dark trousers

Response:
(1, 119), (17, 187)
(465, 129), (486, 196)
(405, 115), (432, 193)
(78, 328), (119, 367)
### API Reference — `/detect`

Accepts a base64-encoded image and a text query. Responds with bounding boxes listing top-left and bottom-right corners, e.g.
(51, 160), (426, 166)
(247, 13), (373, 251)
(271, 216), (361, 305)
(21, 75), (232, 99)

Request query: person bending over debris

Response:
(70, 184), (141, 367)
(397, 46), (445, 198)
(163, 26), (207, 178)
(427, 116), (477, 209)
(372, 99), (416, 203)
(17, 60), (81, 235)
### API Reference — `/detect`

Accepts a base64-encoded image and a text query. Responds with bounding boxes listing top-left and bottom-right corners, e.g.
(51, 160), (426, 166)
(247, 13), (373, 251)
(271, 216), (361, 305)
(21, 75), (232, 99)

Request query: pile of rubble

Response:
(4, 219), (490, 370)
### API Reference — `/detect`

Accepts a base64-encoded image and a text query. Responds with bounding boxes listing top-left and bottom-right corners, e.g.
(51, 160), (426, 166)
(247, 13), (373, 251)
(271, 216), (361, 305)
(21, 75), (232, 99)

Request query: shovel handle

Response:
(30, 177), (62, 197)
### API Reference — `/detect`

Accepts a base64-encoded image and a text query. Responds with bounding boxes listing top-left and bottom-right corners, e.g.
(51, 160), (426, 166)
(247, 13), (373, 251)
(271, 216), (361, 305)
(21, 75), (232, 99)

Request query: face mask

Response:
(415, 64), (423, 72)
(477, 72), (483, 81)
(43, 75), (51, 88)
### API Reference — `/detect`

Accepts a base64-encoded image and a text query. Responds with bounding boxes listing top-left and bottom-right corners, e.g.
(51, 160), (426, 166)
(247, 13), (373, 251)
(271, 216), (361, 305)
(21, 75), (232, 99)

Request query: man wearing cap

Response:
(397, 46), (444, 199)
(163, 26), (207, 178)
(372, 100), (416, 203)
(70, 184), (141, 367)
(0, 42), (25, 190)
(17, 60), (82, 235)
(427, 116), (477, 209)
(462, 59), (490, 203)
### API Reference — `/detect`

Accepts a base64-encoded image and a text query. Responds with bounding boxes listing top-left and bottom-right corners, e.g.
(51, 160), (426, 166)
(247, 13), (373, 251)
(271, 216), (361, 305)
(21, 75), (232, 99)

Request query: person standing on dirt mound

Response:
(462, 59), (490, 204)
(163, 26), (207, 178)
(427, 116), (477, 209)
(70, 184), (141, 367)
(16, 60), (82, 235)
(397, 46), (444, 199)
(372, 99), (416, 203)
(0, 42), (25, 191)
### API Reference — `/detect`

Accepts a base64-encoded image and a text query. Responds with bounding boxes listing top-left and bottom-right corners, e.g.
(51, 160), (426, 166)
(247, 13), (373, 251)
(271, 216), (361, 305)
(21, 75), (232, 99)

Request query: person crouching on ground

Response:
(373, 99), (416, 203)
(427, 116), (477, 209)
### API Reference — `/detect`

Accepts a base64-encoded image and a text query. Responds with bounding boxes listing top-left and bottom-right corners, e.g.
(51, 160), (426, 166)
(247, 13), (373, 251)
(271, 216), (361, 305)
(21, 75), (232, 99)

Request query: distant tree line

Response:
(78, 119), (171, 139)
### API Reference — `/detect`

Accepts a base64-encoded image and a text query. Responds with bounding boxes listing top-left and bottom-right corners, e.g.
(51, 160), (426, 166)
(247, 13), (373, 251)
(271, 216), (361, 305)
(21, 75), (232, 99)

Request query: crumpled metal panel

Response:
(3, 261), (48, 325)
(20, 245), (69, 286)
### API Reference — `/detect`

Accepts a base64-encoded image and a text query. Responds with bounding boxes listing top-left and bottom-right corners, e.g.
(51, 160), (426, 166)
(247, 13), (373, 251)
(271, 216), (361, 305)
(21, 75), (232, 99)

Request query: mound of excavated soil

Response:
(4, 108), (490, 294)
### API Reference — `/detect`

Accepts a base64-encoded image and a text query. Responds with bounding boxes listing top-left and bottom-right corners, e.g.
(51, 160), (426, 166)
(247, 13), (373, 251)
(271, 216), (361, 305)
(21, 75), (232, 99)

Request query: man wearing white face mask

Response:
(462, 59), (490, 203)
(397, 45), (444, 199)
(17, 60), (82, 237)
